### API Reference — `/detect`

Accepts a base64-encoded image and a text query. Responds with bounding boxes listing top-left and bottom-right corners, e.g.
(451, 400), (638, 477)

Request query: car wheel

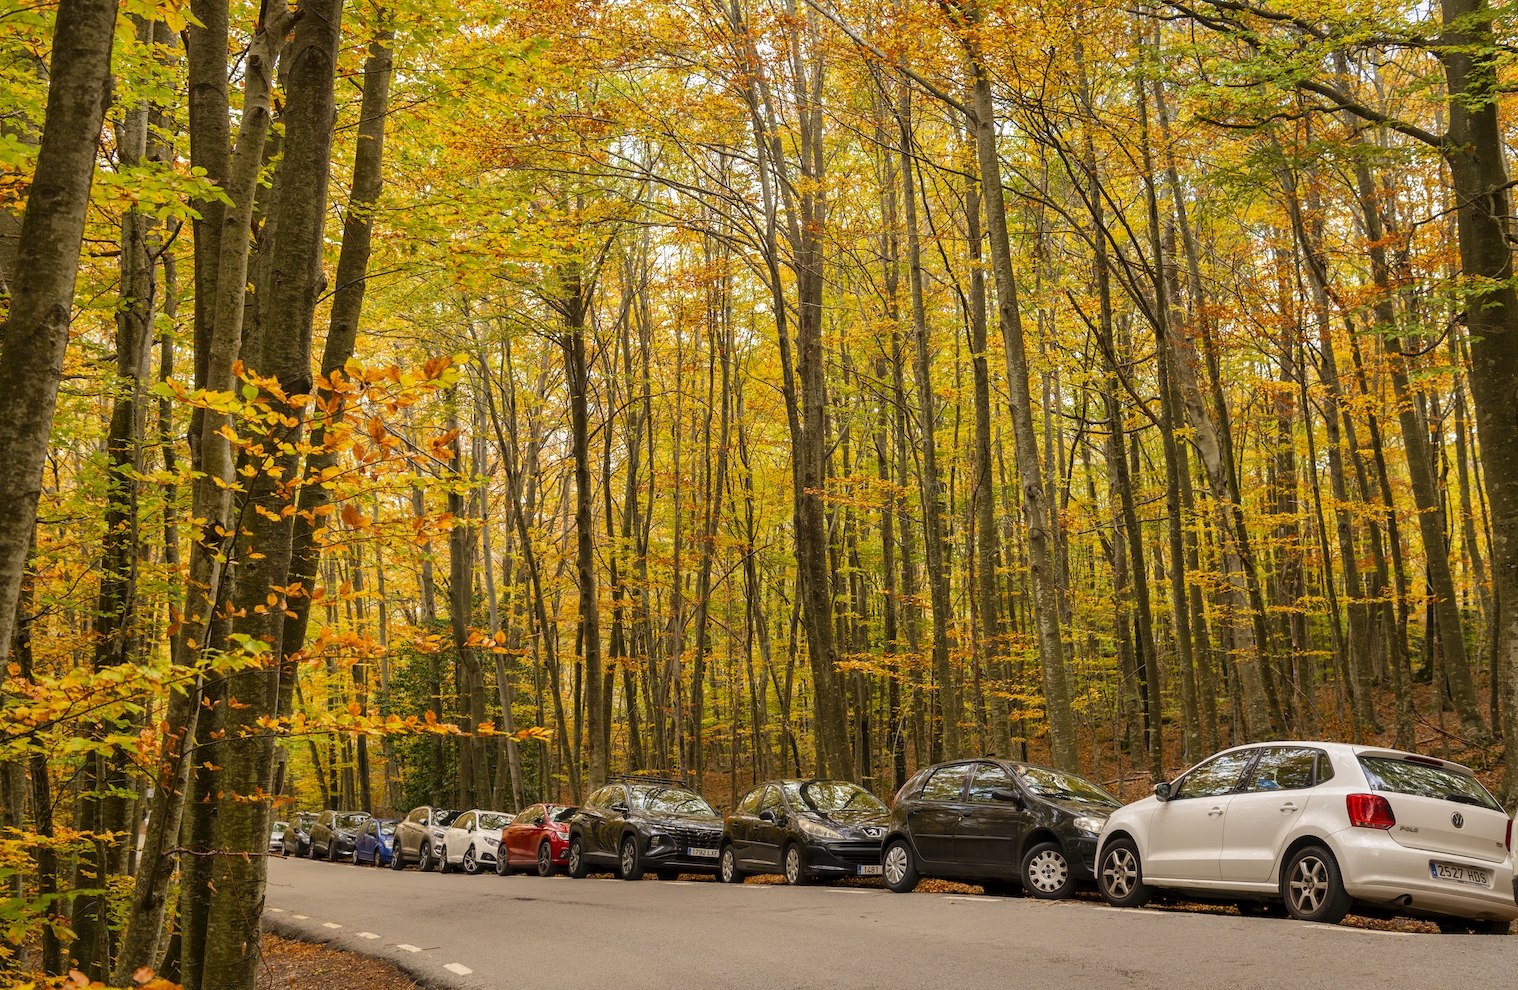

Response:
(719, 845), (743, 884)
(882, 840), (918, 894)
(567, 836), (588, 878)
(1021, 841), (1074, 900)
(326, 840), (338, 863)
(783, 843), (813, 886)
(439, 845), (454, 874)
(307, 840), (319, 860)
(496, 849), (512, 876)
(1280, 845), (1350, 925)
(1098, 838), (1150, 908)
(620, 836), (644, 881)
(418, 842), (434, 872)
(390, 846), (405, 870)
(537, 842), (558, 877)
(462, 845), (480, 875)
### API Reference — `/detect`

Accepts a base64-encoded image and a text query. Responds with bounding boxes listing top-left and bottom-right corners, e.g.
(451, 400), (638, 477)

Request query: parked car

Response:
(567, 778), (724, 880)
(393, 805), (463, 871)
(269, 820), (289, 854)
(438, 809), (515, 875)
(285, 811), (318, 858)
(354, 818), (399, 867)
(308, 810), (373, 862)
(721, 779), (888, 885)
(1095, 742), (1518, 932)
(500, 803), (578, 876)
(881, 759), (1121, 898)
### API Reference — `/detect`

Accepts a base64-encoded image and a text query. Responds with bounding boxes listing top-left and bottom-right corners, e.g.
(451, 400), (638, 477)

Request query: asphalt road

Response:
(264, 855), (1518, 990)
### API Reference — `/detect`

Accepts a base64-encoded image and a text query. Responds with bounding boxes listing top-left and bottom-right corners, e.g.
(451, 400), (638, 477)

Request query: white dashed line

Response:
(322, 922), (342, 929)
(397, 943), (422, 953)
(291, 914), (309, 920)
(444, 962), (474, 975)
(943, 896), (1000, 903)
(1305, 925), (1414, 937)
(358, 932), (380, 939)
(268, 907), (284, 913)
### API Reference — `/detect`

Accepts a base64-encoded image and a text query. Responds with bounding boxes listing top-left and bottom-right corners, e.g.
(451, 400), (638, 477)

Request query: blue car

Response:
(354, 818), (400, 866)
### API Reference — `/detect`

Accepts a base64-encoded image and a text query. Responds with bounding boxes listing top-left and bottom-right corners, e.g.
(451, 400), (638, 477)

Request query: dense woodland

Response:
(0, 0), (1516, 984)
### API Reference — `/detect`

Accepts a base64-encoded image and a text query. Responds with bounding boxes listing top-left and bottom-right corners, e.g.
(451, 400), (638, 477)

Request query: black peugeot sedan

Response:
(721, 779), (888, 885)
(567, 777), (724, 880)
(881, 759), (1121, 898)
(307, 810), (373, 862)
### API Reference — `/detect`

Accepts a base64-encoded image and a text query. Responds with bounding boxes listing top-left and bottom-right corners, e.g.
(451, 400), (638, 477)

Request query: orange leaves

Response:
(340, 502), (369, 529)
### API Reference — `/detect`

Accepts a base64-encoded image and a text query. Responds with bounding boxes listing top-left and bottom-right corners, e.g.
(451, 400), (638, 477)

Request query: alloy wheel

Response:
(538, 843), (553, 876)
(1102, 847), (1138, 899)
(1288, 855), (1329, 916)
(463, 847), (478, 874)
(883, 844), (910, 887)
(419, 843), (432, 872)
(1026, 849), (1069, 895)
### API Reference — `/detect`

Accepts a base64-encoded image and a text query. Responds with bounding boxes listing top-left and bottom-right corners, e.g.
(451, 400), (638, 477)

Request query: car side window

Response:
(1174, 750), (1256, 799)
(460, 813), (476, 830)
(407, 808), (423, 824)
(759, 786), (783, 816)
(587, 787), (610, 808)
(965, 763), (1017, 802)
(738, 788), (763, 815)
(1238, 747), (1319, 792)
(921, 764), (971, 802)
(608, 786), (629, 808)
(1315, 753), (1335, 784)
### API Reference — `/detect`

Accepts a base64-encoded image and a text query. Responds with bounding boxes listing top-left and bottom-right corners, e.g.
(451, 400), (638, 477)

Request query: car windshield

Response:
(550, 806), (577, 823)
(271, 822), (288, 833)
(478, 812), (511, 830)
(433, 810), (461, 827)
(378, 822), (397, 836)
(631, 787), (717, 818)
(783, 781), (888, 814)
(1359, 756), (1502, 812)
(1016, 767), (1121, 808)
(296, 813), (317, 828)
(338, 814), (371, 828)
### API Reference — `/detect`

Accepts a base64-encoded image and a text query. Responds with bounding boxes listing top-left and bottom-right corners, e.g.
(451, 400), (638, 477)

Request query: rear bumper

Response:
(1334, 829), (1518, 921)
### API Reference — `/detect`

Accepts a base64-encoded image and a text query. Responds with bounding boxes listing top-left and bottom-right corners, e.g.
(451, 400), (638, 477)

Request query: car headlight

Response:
(795, 816), (844, 840)
(482, 835), (498, 846)
(1072, 816), (1106, 835)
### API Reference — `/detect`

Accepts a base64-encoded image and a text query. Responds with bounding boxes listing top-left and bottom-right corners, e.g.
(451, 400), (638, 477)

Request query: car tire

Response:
(719, 845), (744, 884)
(620, 836), (645, 881)
(496, 849), (513, 876)
(1280, 845), (1350, 925)
(1021, 841), (1074, 900)
(782, 843), (812, 886)
(308, 840), (319, 860)
(439, 845), (454, 874)
(882, 839), (918, 894)
(1097, 838), (1150, 908)
(567, 836), (589, 878)
(326, 840), (338, 863)
(462, 845), (480, 875)
(391, 847), (405, 871)
(418, 842), (434, 872)
(537, 842), (558, 877)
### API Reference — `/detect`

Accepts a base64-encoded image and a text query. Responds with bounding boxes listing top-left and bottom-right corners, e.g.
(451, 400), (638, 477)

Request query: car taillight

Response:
(1346, 793), (1395, 829)
(1506, 819), (1512, 852)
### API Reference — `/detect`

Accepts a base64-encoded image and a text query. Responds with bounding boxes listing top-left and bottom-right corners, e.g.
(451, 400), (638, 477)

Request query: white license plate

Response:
(687, 847), (720, 858)
(856, 864), (882, 876)
(1430, 861), (1492, 887)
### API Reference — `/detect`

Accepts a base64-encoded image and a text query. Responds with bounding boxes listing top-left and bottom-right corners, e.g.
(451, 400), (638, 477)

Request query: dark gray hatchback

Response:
(881, 759), (1122, 898)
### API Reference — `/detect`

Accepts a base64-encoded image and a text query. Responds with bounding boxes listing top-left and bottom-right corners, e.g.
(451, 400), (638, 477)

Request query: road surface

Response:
(263, 855), (1517, 989)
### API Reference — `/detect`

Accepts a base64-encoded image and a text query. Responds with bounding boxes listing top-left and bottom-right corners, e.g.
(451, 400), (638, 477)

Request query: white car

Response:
(439, 809), (515, 875)
(1095, 741), (1517, 932)
(269, 820), (288, 854)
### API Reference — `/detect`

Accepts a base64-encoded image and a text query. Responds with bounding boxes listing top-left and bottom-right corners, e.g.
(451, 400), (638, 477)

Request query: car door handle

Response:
(1207, 806), (1224, 817)
(1280, 802), (1298, 813)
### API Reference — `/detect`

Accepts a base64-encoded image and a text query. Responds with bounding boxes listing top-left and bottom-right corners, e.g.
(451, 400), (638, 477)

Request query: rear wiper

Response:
(1446, 793), (1485, 807)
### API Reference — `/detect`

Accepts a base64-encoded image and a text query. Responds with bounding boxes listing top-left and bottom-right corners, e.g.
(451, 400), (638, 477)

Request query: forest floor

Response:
(257, 934), (419, 990)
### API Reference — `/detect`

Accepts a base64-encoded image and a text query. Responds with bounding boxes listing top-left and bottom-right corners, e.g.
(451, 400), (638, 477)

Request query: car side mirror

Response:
(991, 788), (1023, 807)
(611, 803), (630, 815)
(758, 810), (775, 823)
(1154, 781), (1171, 803)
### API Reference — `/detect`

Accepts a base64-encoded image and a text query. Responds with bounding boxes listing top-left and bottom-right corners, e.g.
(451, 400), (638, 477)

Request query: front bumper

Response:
(804, 839), (885, 876)
(1066, 835), (1099, 880)
(643, 832), (723, 872)
(1334, 827), (1518, 922)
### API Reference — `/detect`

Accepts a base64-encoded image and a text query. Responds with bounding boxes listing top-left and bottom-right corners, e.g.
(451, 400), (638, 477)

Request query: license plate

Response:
(1430, 861), (1492, 887)
(687, 847), (719, 858)
(856, 864), (882, 876)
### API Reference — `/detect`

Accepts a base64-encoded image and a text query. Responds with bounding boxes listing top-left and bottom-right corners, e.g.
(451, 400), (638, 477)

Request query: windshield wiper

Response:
(1446, 793), (1485, 807)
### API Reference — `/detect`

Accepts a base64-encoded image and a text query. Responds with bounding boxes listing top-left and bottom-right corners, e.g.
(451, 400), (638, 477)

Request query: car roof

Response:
(1189, 741), (1478, 778)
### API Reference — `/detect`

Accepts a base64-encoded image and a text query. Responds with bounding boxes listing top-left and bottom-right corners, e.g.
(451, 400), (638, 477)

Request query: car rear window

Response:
(1359, 757), (1502, 812)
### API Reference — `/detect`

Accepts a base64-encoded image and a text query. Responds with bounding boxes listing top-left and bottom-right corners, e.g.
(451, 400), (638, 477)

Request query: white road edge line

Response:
(291, 914), (309, 920)
(267, 907), (284, 913)
(322, 923), (342, 929)
(396, 944), (422, 953)
(1305, 925), (1415, 937)
(444, 962), (474, 975)
(358, 932), (380, 939)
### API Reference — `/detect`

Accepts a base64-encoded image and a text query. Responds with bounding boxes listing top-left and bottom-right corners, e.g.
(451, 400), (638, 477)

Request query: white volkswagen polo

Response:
(1095, 742), (1517, 932)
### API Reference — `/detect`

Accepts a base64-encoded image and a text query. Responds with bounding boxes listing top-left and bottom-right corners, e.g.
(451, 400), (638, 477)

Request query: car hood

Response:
(641, 812), (723, 829)
(1047, 797), (1122, 820)
(812, 809), (889, 833)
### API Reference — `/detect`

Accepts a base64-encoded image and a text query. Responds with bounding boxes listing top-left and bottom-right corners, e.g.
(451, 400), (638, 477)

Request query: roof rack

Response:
(609, 773), (686, 788)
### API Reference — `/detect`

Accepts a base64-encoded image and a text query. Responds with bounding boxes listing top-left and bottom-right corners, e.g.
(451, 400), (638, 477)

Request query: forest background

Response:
(1, 0), (1516, 985)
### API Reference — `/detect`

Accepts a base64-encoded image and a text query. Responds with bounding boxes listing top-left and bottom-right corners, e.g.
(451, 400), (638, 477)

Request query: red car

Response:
(499, 803), (577, 876)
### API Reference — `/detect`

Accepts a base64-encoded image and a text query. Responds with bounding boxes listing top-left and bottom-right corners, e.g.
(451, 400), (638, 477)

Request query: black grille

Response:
(831, 842), (883, 865)
(658, 824), (722, 850)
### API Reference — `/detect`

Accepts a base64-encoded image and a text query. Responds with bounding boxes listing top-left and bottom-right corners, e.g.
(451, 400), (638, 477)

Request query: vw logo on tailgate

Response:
(1451, 812), (1465, 829)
